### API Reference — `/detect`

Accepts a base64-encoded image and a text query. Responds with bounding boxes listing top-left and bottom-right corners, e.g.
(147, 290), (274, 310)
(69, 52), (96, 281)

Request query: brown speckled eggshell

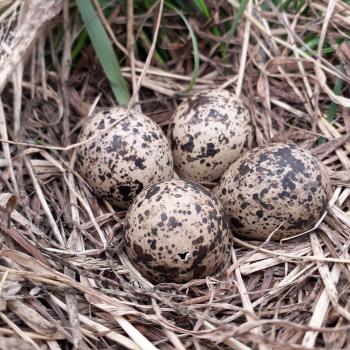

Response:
(76, 107), (174, 208)
(124, 179), (231, 283)
(168, 89), (253, 182)
(212, 143), (332, 240)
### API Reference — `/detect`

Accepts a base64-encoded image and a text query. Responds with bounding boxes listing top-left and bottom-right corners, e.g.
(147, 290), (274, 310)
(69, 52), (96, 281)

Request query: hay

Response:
(0, 0), (349, 349)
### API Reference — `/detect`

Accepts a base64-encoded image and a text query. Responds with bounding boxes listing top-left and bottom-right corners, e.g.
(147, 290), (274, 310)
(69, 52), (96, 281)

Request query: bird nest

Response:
(0, 1), (350, 349)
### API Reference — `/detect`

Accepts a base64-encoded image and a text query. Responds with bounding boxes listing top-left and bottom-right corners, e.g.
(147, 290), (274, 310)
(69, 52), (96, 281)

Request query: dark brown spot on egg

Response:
(145, 185), (161, 199)
(230, 217), (244, 229)
(239, 162), (251, 176)
(119, 185), (132, 201)
(168, 216), (182, 229)
(192, 236), (204, 245)
(256, 210), (264, 218)
(180, 135), (195, 152)
(133, 243), (154, 262)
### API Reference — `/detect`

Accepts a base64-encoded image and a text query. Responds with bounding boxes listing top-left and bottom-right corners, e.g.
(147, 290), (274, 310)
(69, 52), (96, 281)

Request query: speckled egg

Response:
(123, 179), (231, 283)
(168, 89), (253, 182)
(212, 143), (331, 240)
(76, 107), (174, 208)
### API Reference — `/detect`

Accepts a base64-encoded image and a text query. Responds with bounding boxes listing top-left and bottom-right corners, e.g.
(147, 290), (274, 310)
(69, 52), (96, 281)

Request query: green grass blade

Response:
(295, 0), (306, 12)
(301, 37), (335, 55)
(280, 0), (294, 10)
(171, 0), (192, 12)
(193, 0), (210, 18)
(327, 74), (344, 122)
(222, 0), (249, 60)
(76, 0), (130, 105)
(318, 66), (344, 144)
(192, 0), (222, 41)
(166, 2), (200, 93)
(71, 29), (89, 62)
(139, 30), (166, 65)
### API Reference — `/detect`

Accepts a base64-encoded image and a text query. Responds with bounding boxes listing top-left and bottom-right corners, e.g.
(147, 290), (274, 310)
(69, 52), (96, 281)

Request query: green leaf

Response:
(221, 0), (249, 60)
(327, 75), (344, 122)
(76, 0), (130, 105)
(192, 0), (222, 40)
(193, 0), (210, 18)
(71, 29), (89, 62)
(139, 30), (166, 65)
(166, 2), (200, 93)
(319, 66), (344, 144)
(301, 37), (335, 55)
(280, 0), (294, 10)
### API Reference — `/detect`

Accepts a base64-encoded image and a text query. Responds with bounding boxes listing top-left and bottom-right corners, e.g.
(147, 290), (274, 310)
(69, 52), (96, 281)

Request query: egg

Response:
(168, 89), (253, 182)
(76, 107), (174, 208)
(212, 143), (331, 240)
(123, 179), (231, 283)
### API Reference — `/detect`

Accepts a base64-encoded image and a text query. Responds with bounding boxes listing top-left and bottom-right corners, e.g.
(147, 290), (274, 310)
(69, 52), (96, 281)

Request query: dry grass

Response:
(0, 0), (350, 349)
